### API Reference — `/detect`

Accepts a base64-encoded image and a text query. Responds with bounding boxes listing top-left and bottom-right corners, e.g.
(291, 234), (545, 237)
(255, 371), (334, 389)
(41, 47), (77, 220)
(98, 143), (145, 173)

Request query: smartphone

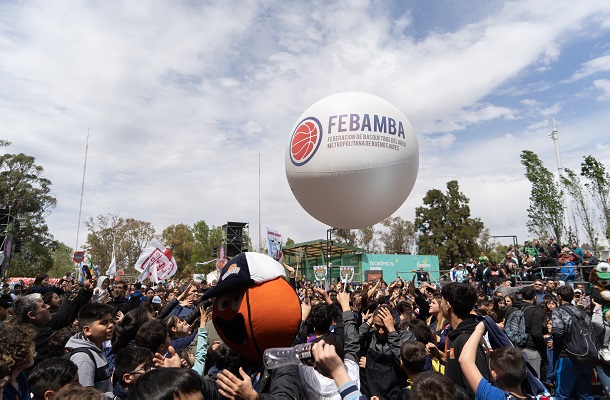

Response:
(81, 264), (92, 279)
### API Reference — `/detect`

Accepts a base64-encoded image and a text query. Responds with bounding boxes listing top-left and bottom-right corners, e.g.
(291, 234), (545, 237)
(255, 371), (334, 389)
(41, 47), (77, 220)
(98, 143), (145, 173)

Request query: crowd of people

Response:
(0, 239), (607, 400)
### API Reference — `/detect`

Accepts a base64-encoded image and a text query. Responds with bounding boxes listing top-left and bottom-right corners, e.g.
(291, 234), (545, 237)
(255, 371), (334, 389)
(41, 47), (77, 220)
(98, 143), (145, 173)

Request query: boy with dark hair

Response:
(459, 322), (528, 399)
(411, 371), (469, 400)
(441, 282), (490, 396)
(310, 303), (333, 335)
(135, 319), (170, 355)
(359, 304), (416, 398)
(509, 285), (546, 378)
(65, 302), (114, 397)
(29, 357), (79, 400)
(551, 285), (594, 399)
(399, 340), (428, 399)
(129, 368), (203, 400)
(112, 347), (154, 399)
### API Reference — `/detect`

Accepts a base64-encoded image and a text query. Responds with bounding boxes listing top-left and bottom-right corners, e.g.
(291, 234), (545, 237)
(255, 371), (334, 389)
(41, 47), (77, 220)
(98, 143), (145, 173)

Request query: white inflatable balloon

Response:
(285, 92), (419, 229)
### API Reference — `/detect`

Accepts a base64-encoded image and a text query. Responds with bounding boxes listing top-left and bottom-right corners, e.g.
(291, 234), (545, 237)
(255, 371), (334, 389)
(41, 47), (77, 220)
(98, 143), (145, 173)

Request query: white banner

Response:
(267, 227), (283, 262)
(340, 266), (355, 283)
(134, 238), (178, 283)
(313, 265), (327, 281)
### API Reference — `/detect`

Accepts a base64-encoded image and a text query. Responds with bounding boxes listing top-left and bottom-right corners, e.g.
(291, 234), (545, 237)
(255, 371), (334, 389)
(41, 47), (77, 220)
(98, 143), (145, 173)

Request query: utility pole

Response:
(550, 118), (570, 242)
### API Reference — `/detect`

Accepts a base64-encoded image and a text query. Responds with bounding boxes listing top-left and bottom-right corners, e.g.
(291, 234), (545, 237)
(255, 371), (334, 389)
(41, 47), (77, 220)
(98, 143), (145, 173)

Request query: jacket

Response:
(445, 316), (490, 397)
(507, 302), (546, 354)
(32, 288), (93, 364)
(108, 297), (129, 316)
(359, 320), (415, 398)
(551, 303), (576, 358)
(66, 333), (113, 398)
(200, 362), (302, 399)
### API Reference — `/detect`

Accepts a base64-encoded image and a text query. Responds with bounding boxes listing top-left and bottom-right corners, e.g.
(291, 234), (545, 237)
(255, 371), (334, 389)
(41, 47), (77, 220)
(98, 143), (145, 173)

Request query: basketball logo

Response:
(289, 117), (323, 166)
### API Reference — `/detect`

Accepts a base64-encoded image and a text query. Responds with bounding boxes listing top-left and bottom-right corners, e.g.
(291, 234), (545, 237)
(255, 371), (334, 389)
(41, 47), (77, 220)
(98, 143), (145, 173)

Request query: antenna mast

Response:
(75, 128), (90, 250)
(550, 118), (569, 241)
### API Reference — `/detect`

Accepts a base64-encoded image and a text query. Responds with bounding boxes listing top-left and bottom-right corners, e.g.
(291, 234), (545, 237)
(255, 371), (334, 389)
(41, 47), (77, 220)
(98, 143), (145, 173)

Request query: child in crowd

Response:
(28, 357), (79, 400)
(459, 322), (528, 399)
(65, 303), (114, 397)
(112, 347), (154, 399)
(128, 368), (204, 400)
(0, 322), (36, 400)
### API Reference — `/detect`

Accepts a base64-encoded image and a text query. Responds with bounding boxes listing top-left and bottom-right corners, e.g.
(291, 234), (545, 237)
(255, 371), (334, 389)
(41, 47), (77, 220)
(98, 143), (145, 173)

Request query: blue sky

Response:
(1, 0), (610, 253)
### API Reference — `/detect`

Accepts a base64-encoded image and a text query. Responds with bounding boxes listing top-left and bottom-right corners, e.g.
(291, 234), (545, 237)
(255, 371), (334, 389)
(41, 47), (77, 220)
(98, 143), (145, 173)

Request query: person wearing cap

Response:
(151, 295), (162, 315)
(450, 264), (467, 283)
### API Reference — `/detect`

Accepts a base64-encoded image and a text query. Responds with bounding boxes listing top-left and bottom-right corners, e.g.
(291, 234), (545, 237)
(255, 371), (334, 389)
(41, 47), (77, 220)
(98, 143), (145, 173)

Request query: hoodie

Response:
(66, 332), (113, 398)
(445, 315), (490, 397)
(92, 276), (110, 303)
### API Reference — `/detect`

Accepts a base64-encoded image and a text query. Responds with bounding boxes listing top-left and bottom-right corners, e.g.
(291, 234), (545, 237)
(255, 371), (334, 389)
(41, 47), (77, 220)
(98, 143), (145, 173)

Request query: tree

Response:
(85, 214), (157, 273)
(414, 180), (484, 268)
(333, 229), (357, 246)
(1, 141), (56, 277)
(285, 237), (295, 246)
(191, 222), (224, 275)
(520, 150), (564, 243)
(377, 217), (415, 254)
(561, 168), (597, 251)
(581, 155), (610, 239)
(46, 241), (75, 278)
(163, 224), (194, 279)
(7, 241), (54, 277)
(357, 226), (378, 252)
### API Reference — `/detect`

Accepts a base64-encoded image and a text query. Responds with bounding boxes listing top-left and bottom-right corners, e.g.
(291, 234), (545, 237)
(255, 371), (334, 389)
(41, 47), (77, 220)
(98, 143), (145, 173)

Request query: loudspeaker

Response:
(223, 222), (248, 258)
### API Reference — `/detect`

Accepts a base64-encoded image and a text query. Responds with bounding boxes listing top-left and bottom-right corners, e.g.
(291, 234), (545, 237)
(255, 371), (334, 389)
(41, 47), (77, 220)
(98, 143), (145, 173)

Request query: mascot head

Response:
(590, 262), (610, 289)
(201, 252), (301, 362)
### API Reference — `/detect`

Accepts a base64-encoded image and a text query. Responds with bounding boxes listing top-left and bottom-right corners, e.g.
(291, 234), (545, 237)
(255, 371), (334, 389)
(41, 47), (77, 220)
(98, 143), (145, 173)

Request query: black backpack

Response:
(65, 347), (112, 383)
(561, 305), (599, 365)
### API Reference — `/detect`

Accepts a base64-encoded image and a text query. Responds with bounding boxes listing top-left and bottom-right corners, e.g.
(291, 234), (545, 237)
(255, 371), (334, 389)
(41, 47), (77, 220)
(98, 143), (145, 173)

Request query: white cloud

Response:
(1, 0), (610, 253)
(568, 54), (610, 81)
(593, 79), (610, 100)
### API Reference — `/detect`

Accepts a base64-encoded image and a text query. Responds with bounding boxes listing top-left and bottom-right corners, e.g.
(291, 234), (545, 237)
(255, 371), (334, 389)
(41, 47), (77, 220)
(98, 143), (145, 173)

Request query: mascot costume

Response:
(200, 252), (302, 398)
(589, 262), (610, 314)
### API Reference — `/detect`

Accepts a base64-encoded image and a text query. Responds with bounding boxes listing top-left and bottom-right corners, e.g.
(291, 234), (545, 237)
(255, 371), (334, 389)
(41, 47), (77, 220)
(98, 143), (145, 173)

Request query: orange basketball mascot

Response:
(200, 252), (302, 398)
(589, 262), (610, 314)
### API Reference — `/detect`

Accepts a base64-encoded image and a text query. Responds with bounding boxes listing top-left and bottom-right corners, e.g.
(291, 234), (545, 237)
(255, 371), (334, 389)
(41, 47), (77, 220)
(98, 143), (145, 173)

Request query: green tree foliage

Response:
(1, 141), (56, 276)
(8, 241), (54, 277)
(357, 226), (378, 252)
(415, 180), (484, 268)
(85, 214), (156, 273)
(333, 229), (357, 246)
(378, 217), (415, 254)
(191, 222), (224, 274)
(163, 224), (194, 279)
(285, 237), (295, 246)
(562, 168), (597, 251)
(46, 241), (75, 278)
(520, 150), (564, 243)
(581, 155), (610, 239)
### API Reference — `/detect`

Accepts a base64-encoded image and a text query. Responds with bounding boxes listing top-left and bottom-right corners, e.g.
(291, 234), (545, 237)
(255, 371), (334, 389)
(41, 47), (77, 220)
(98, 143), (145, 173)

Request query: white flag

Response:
(134, 238), (178, 282)
(106, 249), (117, 277)
(137, 260), (152, 283)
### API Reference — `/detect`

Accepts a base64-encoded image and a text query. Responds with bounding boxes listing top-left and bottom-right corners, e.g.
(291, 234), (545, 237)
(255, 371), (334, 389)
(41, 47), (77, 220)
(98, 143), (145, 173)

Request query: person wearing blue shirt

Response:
(459, 322), (529, 399)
